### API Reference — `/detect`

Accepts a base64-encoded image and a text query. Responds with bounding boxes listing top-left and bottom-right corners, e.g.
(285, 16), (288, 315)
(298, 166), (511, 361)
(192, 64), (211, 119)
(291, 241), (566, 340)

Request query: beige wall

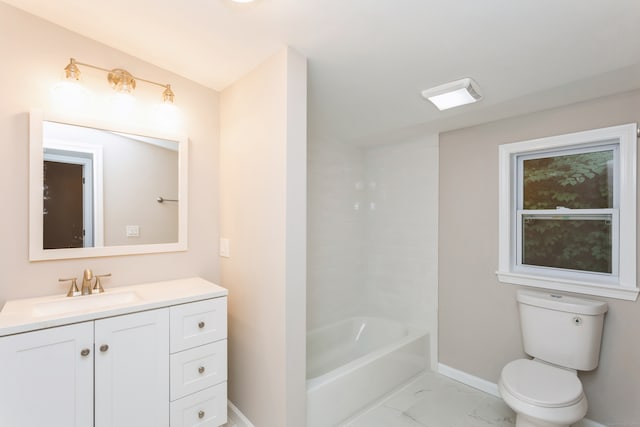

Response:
(102, 133), (179, 246)
(0, 3), (220, 304)
(220, 47), (307, 427)
(439, 89), (640, 426)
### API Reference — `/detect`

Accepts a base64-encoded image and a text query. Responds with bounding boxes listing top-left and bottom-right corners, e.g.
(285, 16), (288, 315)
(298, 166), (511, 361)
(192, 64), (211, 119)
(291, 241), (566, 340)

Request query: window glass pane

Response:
(522, 215), (612, 274)
(523, 150), (614, 209)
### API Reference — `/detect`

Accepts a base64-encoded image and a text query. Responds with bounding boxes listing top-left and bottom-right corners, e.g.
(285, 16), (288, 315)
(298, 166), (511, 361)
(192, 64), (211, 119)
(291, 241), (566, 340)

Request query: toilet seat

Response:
(500, 359), (584, 408)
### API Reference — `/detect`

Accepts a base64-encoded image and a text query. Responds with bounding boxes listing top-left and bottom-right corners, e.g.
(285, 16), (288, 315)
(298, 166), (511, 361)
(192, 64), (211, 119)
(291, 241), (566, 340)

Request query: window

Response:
(497, 124), (638, 301)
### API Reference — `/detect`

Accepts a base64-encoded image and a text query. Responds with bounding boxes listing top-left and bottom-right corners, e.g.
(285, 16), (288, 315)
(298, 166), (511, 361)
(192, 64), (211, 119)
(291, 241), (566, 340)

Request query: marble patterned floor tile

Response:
(345, 405), (425, 427)
(345, 371), (516, 427)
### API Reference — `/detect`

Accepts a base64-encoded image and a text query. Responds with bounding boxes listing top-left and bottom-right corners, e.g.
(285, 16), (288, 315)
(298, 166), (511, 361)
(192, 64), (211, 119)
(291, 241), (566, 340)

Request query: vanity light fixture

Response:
(62, 58), (176, 104)
(421, 77), (482, 110)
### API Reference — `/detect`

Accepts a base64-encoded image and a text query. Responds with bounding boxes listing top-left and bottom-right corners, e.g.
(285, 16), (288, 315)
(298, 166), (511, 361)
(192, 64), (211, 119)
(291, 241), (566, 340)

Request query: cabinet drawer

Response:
(170, 298), (227, 353)
(170, 340), (227, 401)
(170, 383), (227, 427)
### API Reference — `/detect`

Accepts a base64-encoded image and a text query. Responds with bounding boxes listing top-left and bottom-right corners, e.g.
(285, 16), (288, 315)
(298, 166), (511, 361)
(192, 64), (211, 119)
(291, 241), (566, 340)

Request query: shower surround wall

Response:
(307, 134), (439, 366)
(308, 138), (366, 329)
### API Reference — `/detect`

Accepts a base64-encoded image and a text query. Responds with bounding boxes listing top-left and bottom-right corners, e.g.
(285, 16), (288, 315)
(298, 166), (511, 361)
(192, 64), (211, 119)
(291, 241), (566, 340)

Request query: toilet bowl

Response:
(499, 359), (587, 427)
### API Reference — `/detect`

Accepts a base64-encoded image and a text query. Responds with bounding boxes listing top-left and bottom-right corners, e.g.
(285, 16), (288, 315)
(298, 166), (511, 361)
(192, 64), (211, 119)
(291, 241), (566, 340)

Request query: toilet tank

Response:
(517, 290), (608, 371)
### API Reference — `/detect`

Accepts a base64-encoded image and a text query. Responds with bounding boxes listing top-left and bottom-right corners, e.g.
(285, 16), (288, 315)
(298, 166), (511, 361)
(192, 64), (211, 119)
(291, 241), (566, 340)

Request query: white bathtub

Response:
(306, 317), (429, 427)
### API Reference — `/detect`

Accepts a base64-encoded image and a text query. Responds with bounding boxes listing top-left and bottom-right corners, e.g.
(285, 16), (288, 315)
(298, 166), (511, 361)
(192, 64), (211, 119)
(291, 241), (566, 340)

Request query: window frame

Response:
(516, 144), (619, 279)
(497, 123), (638, 301)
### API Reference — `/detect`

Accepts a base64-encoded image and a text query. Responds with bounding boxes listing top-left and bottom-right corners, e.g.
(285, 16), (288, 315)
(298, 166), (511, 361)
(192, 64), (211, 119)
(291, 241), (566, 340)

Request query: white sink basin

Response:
(32, 291), (141, 317)
(0, 277), (227, 337)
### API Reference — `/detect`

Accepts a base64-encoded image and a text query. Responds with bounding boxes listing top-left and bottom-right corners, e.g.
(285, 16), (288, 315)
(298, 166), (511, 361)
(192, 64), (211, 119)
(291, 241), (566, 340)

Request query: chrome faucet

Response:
(81, 269), (94, 295)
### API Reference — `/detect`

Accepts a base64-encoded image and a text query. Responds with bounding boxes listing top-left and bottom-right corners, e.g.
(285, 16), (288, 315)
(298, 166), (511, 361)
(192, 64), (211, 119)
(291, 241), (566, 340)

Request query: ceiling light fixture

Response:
(421, 77), (482, 111)
(62, 58), (175, 104)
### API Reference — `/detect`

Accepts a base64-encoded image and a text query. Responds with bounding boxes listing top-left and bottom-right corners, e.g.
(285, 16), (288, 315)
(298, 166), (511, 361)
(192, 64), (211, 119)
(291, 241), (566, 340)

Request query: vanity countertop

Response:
(0, 277), (227, 337)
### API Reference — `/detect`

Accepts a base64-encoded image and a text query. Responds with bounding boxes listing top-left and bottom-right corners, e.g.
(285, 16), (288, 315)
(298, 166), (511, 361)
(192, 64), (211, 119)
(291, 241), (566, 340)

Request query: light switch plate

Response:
(220, 238), (230, 258)
(126, 225), (140, 237)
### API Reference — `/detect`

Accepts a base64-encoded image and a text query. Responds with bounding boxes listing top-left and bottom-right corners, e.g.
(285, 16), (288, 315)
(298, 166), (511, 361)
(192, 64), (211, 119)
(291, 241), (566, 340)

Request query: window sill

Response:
(496, 271), (639, 301)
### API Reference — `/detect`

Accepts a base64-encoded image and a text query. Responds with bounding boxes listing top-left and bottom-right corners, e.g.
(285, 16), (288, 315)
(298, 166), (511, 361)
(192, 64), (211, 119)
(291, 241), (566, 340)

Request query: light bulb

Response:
(51, 80), (89, 112)
(153, 102), (180, 132)
(109, 92), (136, 118)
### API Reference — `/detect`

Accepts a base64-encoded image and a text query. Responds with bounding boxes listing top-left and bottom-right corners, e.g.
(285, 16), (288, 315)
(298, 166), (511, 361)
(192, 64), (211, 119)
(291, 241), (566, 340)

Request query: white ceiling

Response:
(5, 0), (640, 143)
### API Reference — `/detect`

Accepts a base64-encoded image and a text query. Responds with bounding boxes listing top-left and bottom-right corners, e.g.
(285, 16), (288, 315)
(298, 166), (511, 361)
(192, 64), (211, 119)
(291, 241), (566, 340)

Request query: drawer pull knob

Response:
(198, 410), (205, 419)
(100, 344), (109, 352)
(80, 348), (90, 357)
(198, 321), (205, 329)
(198, 366), (205, 374)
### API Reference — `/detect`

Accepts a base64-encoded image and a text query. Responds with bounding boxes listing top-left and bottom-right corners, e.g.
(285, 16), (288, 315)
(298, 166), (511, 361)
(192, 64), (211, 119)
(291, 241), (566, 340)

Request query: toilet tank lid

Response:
(517, 290), (608, 315)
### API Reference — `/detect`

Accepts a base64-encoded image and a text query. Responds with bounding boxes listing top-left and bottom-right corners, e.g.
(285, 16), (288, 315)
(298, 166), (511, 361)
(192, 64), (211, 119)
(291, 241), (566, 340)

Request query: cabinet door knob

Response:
(100, 344), (109, 352)
(198, 410), (205, 419)
(80, 348), (90, 357)
(198, 321), (205, 329)
(198, 366), (205, 374)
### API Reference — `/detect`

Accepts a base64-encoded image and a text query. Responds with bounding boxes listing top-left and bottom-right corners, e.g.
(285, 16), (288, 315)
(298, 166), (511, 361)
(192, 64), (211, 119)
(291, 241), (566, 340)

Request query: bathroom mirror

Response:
(29, 110), (188, 261)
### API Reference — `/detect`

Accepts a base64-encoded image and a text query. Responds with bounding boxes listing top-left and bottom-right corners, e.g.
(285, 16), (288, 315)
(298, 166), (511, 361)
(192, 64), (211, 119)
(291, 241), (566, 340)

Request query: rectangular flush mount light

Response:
(421, 77), (482, 110)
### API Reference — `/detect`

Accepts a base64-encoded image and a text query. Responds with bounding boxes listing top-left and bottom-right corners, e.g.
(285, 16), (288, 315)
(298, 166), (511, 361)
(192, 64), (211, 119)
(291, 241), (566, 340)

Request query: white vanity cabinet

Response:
(0, 322), (94, 427)
(0, 308), (169, 427)
(169, 298), (228, 427)
(0, 278), (228, 427)
(95, 308), (170, 427)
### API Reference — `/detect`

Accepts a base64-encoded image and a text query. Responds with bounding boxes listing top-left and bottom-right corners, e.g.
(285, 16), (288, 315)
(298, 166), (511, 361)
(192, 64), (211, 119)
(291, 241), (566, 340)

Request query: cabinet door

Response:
(0, 322), (94, 427)
(95, 308), (169, 427)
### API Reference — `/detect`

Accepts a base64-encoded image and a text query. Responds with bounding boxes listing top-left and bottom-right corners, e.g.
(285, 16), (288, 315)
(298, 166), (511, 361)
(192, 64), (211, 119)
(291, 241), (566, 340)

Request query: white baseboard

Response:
(228, 401), (256, 427)
(437, 363), (606, 427)
(437, 363), (500, 397)
(574, 419), (607, 427)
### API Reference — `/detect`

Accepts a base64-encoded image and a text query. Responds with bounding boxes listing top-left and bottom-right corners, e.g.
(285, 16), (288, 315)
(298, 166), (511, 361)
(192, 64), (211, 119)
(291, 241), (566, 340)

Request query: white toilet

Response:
(499, 290), (608, 427)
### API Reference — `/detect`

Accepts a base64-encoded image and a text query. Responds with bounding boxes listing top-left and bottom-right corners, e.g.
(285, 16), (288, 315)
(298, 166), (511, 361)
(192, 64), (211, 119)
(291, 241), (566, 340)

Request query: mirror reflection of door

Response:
(43, 150), (94, 249)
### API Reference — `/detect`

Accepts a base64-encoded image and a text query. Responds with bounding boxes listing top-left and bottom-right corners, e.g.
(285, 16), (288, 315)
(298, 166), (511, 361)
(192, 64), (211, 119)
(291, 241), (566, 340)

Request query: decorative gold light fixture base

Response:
(162, 84), (175, 103)
(107, 68), (136, 93)
(61, 58), (175, 103)
(64, 58), (81, 80)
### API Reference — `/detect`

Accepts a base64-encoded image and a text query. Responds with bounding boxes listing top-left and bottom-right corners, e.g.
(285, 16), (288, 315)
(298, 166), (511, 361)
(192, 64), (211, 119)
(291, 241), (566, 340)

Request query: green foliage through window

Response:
(520, 149), (614, 274)
(522, 218), (612, 273)
(523, 150), (613, 210)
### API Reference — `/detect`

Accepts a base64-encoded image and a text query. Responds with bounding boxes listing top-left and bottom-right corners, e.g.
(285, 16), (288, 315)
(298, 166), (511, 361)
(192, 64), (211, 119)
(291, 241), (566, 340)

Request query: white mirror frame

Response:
(29, 110), (189, 261)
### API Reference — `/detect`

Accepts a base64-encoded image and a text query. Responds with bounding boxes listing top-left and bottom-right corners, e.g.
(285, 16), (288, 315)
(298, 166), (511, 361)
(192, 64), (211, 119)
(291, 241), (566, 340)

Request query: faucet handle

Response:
(59, 277), (80, 297)
(93, 273), (111, 293)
